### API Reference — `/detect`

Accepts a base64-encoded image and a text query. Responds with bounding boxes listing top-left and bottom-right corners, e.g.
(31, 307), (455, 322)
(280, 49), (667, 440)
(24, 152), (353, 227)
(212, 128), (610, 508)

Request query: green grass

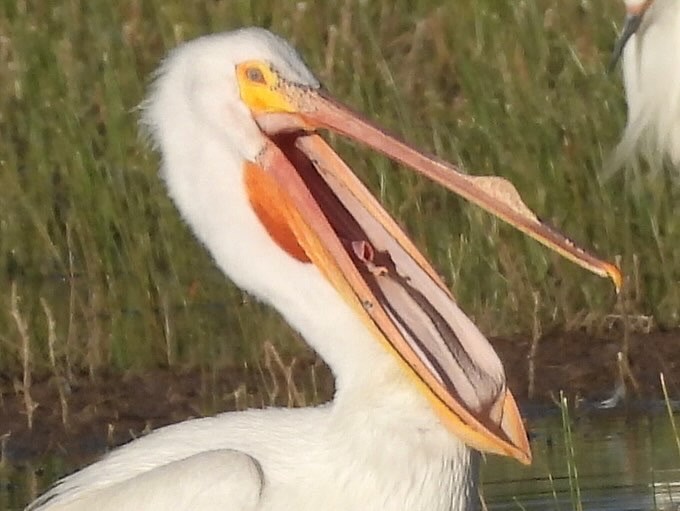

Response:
(0, 0), (678, 378)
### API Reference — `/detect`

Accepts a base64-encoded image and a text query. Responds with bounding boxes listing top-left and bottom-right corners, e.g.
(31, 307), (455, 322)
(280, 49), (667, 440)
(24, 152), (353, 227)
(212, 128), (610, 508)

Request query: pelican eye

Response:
(245, 66), (266, 84)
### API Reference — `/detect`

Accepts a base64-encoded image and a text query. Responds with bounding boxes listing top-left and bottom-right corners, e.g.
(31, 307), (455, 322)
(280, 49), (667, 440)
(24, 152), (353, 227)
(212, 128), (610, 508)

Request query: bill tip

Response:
(605, 263), (623, 293)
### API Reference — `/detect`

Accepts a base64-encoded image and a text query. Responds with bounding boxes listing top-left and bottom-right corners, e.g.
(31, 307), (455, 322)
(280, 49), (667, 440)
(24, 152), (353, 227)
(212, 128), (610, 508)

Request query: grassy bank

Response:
(0, 0), (678, 380)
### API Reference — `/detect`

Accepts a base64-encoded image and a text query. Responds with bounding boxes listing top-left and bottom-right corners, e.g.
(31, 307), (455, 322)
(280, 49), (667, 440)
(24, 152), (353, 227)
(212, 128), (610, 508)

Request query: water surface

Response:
(2, 411), (679, 510)
(484, 411), (680, 510)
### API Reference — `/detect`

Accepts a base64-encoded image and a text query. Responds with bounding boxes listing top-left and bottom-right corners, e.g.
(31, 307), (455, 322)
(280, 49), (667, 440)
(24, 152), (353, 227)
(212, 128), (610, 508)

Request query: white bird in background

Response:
(610, 0), (680, 170)
(27, 28), (620, 511)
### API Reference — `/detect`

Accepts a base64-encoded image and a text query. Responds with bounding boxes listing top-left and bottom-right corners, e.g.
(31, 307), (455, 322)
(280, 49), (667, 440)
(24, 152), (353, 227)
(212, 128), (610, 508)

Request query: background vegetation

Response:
(0, 0), (678, 381)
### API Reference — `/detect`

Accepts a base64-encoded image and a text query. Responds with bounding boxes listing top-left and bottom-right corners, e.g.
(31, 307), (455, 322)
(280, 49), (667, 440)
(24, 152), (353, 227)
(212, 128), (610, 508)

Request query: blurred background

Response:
(0, 1), (679, 509)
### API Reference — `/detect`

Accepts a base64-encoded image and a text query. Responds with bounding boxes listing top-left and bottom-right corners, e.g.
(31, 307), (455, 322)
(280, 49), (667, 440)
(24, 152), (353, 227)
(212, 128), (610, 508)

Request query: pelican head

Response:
(144, 29), (319, 162)
(142, 28), (620, 466)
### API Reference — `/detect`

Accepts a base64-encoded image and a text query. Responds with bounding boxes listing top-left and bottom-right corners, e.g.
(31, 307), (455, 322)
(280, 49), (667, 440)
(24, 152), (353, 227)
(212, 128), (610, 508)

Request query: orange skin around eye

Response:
(243, 161), (310, 263)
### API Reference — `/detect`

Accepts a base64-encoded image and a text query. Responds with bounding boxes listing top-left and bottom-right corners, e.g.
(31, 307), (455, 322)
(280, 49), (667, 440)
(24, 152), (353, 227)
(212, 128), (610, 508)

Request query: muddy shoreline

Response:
(1, 329), (679, 466)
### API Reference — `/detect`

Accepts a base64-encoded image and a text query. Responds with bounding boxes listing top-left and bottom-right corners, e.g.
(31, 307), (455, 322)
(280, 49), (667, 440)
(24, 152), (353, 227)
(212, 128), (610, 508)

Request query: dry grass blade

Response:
(263, 341), (306, 408)
(40, 296), (70, 430)
(527, 291), (541, 400)
(9, 282), (37, 430)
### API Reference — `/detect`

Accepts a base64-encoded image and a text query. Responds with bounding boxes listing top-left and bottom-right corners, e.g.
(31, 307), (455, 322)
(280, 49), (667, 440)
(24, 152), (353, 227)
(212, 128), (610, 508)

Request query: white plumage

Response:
(612, 0), (680, 169)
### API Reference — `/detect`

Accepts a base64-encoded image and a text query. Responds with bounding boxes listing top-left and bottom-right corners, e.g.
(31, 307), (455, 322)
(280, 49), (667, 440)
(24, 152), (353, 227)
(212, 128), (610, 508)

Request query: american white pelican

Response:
(610, 0), (680, 168)
(27, 28), (620, 511)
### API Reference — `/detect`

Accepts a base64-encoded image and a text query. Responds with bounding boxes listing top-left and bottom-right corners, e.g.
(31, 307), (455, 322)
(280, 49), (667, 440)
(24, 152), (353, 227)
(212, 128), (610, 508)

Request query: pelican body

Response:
(611, 0), (680, 168)
(27, 28), (619, 511)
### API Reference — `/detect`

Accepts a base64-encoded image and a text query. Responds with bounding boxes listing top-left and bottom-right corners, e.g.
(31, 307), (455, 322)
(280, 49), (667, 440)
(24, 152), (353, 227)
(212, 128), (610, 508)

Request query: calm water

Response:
(484, 410), (680, 510)
(1, 411), (679, 510)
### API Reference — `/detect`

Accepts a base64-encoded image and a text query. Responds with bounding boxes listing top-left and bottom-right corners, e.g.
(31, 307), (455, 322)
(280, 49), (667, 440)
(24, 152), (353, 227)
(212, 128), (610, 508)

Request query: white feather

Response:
(613, 0), (680, 170)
